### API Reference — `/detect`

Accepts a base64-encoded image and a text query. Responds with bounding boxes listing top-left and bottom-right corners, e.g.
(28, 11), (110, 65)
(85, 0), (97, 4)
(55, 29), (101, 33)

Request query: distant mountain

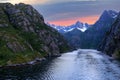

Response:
(98, 12), (120, 60)
(63, 10), (118, 49)
(63, 28), (84, 49)
(47, 21), (90, 33)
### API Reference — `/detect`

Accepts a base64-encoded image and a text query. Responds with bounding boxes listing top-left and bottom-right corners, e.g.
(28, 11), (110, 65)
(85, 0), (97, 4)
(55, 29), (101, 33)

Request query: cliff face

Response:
(0, 3), (70, 66)
(98, 12), (120, 60)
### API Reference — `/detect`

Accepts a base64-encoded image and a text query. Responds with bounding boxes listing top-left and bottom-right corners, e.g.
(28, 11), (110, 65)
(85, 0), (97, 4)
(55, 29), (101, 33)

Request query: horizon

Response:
(48, 15), (99, 26)
(0, 0), (120, 26)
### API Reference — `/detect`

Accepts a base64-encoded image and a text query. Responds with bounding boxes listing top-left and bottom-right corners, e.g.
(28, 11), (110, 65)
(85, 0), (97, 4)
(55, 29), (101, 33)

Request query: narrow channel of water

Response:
(0, 49), (120, 80)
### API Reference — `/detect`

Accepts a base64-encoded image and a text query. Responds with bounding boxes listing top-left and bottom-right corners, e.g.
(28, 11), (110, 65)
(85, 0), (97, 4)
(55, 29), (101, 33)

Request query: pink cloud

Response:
(49, 15), (99, 26)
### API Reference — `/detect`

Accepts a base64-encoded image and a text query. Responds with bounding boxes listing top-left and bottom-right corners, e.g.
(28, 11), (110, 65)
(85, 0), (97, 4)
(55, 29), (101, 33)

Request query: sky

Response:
(0, 0), (120, 26)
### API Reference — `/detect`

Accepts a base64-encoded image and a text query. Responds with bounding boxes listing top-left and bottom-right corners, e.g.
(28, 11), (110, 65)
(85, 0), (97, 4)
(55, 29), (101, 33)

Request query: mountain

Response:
(93, 10), (118, 30)
(0, 3), (70, 66)
(63, 10), (118, 49)
(98, 12), (120, 60)
(47, 21), (89, 33)
(63, 28), (84, 49)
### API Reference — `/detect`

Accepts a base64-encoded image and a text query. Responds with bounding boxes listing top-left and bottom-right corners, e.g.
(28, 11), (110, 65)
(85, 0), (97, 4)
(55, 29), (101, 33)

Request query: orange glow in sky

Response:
(49, 15), (99, 26)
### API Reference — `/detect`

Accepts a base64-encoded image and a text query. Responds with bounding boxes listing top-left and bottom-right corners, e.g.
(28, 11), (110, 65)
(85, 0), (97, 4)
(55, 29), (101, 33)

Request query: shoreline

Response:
(0, 54), (62, 69)
(0, 58), (46, 69)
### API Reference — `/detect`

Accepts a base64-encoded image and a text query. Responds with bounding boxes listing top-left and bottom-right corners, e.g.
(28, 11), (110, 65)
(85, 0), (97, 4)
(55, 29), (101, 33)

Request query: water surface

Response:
(0, 49), (120, 80)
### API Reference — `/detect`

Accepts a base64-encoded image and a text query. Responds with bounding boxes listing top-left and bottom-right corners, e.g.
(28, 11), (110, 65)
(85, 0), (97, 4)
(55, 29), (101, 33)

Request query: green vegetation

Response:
(0, 3), (70, 66)
(0, 27), (43, 66)
(113, 49), (120, 60)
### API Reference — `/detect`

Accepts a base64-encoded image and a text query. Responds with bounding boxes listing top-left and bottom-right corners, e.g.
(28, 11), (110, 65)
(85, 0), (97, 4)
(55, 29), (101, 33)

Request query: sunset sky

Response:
(0, 0), (120, 26)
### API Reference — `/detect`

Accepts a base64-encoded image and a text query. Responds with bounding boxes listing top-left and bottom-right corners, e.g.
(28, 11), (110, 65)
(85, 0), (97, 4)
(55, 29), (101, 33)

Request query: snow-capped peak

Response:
(77, 26), (87, 32)
(46, 21), (90, 33)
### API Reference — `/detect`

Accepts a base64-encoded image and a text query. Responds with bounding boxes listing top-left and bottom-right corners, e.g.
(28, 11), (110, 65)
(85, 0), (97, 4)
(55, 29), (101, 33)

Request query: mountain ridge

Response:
(47, 21), (90, 33)
(0, 3), (70, 66)
(62, 10), (118, 49)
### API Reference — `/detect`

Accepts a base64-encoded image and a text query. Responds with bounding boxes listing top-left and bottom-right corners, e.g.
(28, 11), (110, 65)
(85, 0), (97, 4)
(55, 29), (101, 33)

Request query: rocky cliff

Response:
(98, 12), (120, 60)
(0, 3), (70, 66)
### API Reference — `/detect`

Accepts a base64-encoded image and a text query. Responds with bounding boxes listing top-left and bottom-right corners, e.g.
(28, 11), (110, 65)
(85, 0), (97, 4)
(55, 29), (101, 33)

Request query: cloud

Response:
(33, 0), (120, 25)
(49, 15), (99, 26)
(1, 0), (120, 25)
(0, 0), (50, 4)
(0, 0), (103, 5)
(0, 0), (10, 1)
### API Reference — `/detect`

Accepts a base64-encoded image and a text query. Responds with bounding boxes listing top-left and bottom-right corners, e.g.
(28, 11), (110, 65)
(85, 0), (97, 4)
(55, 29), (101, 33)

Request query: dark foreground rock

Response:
(98, 12), (120, 60)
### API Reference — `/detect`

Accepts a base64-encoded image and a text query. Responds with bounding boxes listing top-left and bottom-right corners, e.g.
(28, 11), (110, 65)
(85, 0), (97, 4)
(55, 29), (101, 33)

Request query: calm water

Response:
(0, 49), (120, 80)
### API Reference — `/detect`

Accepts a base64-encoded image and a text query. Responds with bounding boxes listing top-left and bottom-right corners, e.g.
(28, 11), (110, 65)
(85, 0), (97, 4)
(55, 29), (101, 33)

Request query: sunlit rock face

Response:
(0, 3), (70, 66)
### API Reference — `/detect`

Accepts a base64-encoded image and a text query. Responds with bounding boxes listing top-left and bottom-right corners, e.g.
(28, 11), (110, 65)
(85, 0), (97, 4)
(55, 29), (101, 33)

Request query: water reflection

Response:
(0, 49), (120, 80)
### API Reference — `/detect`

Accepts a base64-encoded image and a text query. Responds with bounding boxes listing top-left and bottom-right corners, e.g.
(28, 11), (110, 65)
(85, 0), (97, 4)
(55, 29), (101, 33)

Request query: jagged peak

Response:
(117, 12), (120, 19)
(103, 10), (117, 14)
(75, 21), (82, 24)
(102, 10), (118, 18)
(94, 10), (118, 24)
